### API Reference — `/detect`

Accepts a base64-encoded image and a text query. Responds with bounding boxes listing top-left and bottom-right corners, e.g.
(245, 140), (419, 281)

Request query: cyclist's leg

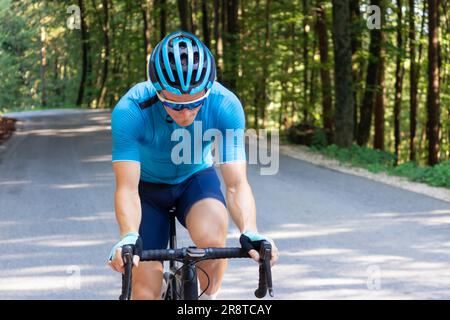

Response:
(176, 166), (228, 296)
(186, 198), (228, 296)
(132, 198), (170, 300)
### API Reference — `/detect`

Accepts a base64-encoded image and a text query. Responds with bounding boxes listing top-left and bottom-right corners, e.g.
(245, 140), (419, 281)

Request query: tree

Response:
(76, 0), (90, 106)
(315, 1), (333, 134)
(357, 0), (382, 146)
(213, 0), (220, 58)
(178, 0), (190, 31)
(349, 0), (362, 139)
(159, 0), (167, 40)
(141, 0), (152, 79)
(332, 0), (354, 147)
(40, 25), (47, 107)
(91, 0), (110, 108)
(426, 0), (441, 165)
(393, 0), (405, 163)
(223, 0), (239, 91)
(201, 0), (211, 48)
(374, 0), (386, 150)
(302, 0), (310, 123)
(409, 1), (427, 161)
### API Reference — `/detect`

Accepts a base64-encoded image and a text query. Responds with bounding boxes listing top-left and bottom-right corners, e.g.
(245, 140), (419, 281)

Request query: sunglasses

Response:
(156, 90), (210, 111)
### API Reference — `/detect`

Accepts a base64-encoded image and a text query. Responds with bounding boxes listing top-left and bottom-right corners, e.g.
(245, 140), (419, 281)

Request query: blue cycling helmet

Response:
(148, 30), (216, 95)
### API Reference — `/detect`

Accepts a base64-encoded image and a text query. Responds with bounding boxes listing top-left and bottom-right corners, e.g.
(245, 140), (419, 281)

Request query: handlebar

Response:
(119, 243), (274, 300)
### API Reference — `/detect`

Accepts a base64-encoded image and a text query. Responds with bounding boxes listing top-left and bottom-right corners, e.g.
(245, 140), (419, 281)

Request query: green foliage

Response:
(389, 161), (450, 188)
(0, 0), (448, 166)
(319, 144), (396, 169)
(313, 144), (450, 189)
(310, 129), (329, 149)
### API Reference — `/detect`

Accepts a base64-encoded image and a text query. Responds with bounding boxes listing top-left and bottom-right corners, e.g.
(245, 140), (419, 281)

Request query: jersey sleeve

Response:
(111, 98), (144, 163)
(217, 93), (246, 164)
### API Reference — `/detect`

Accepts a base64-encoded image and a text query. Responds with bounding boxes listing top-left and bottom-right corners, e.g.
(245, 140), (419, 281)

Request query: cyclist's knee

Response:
(187, 199), (228, 247)
(195, 230), (227, 248)
(131, 261), (163, 300)
(132, 284), (161, 300)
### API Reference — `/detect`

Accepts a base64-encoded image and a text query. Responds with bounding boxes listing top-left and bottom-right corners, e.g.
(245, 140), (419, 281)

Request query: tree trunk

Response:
(315, 1), (333, 135)
(409, 1), (427, 161)
(141, 0), (152, 79)
(177, 0), (190, 31)
(332, 0), (354, 148)
(408, 0), (418, 161)
(40, 25), (47, 107)
(201, 0), (211, 47)
(190, 0), (197, 34)
(309, 37), (318, 115)
(302, 0), (309, 123)
(97, 0), (110, 108)
(213, 0), (220, 58)
(219, 0), (226, 82)
(349, 0), (361, 140)
(374, 2), (386, 151)
(224, 0), (239, 91)
(426, 0), (440, 165)
(260, 0), (271, 128)
(160, 0), (167, 39)
(77, 0), (89, 106)
(62, 58), (68, 101)
(357, 0), (381, 146)
(53, 55), (59, 96)
(393, 0), (405, 163)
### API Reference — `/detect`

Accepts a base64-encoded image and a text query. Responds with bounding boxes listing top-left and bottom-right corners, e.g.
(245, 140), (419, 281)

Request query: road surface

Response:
(1, 109), (449, 299)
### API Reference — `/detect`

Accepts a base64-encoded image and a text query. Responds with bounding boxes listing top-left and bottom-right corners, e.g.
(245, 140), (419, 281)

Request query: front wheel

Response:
(163, 272), (184, 300)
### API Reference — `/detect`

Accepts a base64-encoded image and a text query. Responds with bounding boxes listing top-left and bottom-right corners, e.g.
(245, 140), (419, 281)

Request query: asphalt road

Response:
(1, 109), (450, 299)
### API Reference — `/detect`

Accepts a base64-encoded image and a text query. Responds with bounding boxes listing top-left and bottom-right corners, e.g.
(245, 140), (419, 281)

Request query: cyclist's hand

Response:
(239, 231), (279, 267)
(107, 232), (143, 273)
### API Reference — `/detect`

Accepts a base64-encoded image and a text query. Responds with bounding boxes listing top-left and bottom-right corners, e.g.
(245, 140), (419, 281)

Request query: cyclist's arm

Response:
(113, 161), (142, 236)
(220, 161), (279, 265)
(220, 161), (257, 233)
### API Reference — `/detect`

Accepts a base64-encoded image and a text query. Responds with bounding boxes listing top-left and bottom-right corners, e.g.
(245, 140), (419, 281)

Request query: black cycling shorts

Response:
(138, 166), (226, 250)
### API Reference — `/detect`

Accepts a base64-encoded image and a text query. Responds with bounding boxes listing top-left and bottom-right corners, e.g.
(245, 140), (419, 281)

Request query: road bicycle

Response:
(119, 207), (274, 300)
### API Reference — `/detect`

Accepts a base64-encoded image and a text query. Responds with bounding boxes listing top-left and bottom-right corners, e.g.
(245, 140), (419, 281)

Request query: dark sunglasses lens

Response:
(164, 99), (204, 111)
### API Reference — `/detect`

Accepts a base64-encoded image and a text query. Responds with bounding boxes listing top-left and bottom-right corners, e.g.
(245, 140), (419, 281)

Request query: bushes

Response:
(317, 144), (396, 172)
(388, 161), (450, 188)
(311, 144), (450, 189)
(287, 124), (330, 148)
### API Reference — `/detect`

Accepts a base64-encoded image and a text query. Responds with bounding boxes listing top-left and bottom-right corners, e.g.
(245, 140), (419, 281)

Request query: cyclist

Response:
(108, 30), (279, 300)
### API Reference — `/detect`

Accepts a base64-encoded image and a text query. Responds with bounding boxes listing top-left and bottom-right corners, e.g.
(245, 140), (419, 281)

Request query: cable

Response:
(195, 263), (211, 299)
(171, 260), (211, 300)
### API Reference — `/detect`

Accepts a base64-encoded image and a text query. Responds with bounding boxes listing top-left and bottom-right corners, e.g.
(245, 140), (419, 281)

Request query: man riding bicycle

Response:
(108, 31), (279, 300)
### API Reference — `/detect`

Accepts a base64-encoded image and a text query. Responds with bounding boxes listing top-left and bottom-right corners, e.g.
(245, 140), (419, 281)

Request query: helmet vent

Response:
(180, 53), (188, 66)
(168, 52), (175, 64)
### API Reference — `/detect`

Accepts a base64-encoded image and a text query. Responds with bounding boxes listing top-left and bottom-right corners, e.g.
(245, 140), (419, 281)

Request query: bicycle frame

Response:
(167, 208), (199, 300)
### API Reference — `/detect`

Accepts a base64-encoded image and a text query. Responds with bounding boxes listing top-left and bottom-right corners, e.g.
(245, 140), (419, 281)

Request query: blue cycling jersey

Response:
(111, 81), (246, 184)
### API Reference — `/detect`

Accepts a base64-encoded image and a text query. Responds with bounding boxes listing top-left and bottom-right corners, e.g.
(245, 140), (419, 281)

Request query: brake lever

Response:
(119, 245), (134, 300)
(254, 240), (274, 298)
(263, 243), (274, 297)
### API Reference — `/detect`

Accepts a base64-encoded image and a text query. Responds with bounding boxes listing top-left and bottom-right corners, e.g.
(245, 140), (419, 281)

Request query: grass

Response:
(309, 143), (450, 189)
